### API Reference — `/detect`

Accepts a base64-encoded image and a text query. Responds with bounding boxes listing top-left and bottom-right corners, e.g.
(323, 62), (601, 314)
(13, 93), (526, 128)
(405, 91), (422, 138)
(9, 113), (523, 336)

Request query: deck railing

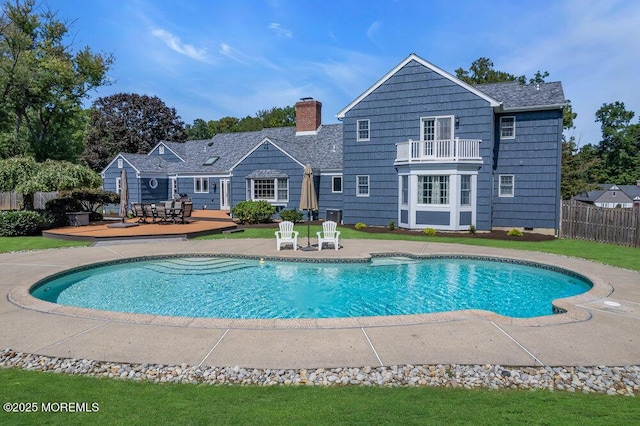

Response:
(395, 138), (482, 163)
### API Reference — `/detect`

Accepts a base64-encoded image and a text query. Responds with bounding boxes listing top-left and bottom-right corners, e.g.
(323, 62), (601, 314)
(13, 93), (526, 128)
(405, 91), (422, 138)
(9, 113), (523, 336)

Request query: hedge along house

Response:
(102, 53), (565, 234)
(336, 53), (565, 234)
(101, 98), (344, 215)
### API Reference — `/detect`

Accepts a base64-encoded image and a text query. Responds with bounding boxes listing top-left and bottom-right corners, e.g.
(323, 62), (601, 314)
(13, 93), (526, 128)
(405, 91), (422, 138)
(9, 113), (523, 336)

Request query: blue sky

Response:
(53, 0), (640, 146)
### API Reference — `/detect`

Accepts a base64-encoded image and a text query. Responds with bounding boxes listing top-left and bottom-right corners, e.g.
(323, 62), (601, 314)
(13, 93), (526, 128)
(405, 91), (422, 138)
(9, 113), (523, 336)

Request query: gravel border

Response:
(2, 349), (638, 396)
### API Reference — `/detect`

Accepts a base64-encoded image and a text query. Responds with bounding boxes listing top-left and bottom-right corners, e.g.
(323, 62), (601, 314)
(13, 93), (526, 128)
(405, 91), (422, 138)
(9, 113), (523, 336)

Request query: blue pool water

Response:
(31, 256), (591, 319)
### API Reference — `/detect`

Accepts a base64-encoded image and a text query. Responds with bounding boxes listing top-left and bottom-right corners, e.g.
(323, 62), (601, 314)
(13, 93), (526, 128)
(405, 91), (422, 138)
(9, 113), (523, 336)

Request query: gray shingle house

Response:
(102, 53), (566, 234)
(573, 183), (640, 208)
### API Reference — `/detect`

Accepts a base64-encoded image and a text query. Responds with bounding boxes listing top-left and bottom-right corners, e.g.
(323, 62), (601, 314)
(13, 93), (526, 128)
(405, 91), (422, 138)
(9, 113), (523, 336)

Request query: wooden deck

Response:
(43, 210), (238, 242)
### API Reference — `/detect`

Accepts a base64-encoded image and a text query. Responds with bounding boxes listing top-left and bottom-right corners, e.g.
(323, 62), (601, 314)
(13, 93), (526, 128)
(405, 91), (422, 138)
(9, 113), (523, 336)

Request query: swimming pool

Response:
(31, 255), (592, 319)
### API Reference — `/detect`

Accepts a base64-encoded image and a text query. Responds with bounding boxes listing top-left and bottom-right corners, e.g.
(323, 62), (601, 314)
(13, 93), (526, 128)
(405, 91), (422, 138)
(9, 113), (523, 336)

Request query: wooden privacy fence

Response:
(0, 192), (58, 210)
(561, 200), (640, 247)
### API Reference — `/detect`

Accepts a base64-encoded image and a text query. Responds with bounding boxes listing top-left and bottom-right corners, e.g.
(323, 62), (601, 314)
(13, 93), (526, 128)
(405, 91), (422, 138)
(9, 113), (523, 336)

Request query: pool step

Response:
(142, 258), (256, 276)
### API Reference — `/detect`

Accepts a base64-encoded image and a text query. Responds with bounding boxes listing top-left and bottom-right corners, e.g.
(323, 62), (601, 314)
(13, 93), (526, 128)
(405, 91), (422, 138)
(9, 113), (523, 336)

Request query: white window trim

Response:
(417, 175), (450, 206)
(500, 116), (516, 140)
(356, 175), (370, 197)
(159, 145), (165, 154)
(460, 175), (471, 206)
(194, 177), (209, 193)
(332, 175), (343, 193)
(499, 174), (515, 197)
(420, 115), (454, 141)
(115, 177), (121, 194)
(357, 119), (370, 142)
(248, 178), (289, 203)
(117, 158), (123, 168)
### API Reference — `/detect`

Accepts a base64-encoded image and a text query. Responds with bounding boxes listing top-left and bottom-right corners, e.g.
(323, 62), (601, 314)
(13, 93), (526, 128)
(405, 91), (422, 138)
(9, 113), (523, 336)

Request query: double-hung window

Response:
(194, 177), (209, 193)
(418, 175), (449, 205)
(420, 116), (453, 156)
(401, 175), (409, 205)
(115, 177), (121, 195)
(499, 175), (514, 197)
(500, 117), (515, 139)
(460, 175), (471, 206)
(357, 119), (370, 141)
(356, 175), (370, 197)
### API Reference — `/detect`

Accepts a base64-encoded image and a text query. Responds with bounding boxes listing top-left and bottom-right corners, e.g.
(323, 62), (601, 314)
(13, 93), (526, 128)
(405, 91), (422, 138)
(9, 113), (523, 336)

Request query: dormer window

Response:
(117, 158), (123, 168)
(203, 156), (219, 166)
(159, 145), (165, 154)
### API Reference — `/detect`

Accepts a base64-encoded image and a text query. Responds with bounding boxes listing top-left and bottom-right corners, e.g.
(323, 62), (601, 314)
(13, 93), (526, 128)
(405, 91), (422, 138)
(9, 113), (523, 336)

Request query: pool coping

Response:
(10, 252), (612, 329)
(2, 238), (639, 369)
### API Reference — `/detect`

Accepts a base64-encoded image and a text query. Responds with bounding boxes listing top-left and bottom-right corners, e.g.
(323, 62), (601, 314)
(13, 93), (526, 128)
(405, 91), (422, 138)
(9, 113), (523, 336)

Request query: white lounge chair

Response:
(317, 220), (340, 251)
(275, 221), (299, 251)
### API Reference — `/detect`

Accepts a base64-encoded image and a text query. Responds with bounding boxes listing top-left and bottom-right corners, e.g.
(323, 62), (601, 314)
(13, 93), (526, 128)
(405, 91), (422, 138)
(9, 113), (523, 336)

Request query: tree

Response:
(81, 93), (187, 171)
(0, 0), (113, 162)
(185, 118), (214, 140)
(455, 57), (549, 86)
(204, 106), (296, 134)
(0, 156), (102, 209)
(594, 102), (640, 184)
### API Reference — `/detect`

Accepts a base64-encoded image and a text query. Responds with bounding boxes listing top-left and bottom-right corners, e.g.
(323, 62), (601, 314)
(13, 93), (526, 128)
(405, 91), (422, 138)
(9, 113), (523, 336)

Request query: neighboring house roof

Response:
(573, 184), (640, 203)
(336, 53), (501, 119)
(475, 81), (566, 111)
(108, 124), (343, 175)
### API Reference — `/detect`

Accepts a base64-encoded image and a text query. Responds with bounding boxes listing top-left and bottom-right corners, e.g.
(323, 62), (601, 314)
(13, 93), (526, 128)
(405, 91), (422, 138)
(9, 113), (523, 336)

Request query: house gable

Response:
(148, 141), (185, 162)
(337, 53), (500, 119)
(229, 138), (305, 172)
(101, 153), (141, 176)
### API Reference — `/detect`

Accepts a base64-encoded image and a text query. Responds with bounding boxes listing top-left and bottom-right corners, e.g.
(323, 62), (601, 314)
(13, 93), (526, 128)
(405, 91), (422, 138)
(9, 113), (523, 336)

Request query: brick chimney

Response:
(295, 98), (322, 135)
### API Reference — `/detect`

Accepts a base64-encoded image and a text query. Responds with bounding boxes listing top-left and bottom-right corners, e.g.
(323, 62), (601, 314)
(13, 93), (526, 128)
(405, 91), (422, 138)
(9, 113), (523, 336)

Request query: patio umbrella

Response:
(119, 169), (129, 222)
(299, 164), (318, 248)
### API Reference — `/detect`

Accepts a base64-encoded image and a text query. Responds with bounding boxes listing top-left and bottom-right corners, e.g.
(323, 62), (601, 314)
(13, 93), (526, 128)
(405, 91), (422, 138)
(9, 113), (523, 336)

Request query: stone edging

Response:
(1, 349), (638, 395)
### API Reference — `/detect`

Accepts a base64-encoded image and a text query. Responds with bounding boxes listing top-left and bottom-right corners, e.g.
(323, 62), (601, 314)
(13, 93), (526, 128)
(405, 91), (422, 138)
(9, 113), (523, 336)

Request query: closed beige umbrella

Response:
(299, 164), (318, 248)
(119, 169), (129, 222)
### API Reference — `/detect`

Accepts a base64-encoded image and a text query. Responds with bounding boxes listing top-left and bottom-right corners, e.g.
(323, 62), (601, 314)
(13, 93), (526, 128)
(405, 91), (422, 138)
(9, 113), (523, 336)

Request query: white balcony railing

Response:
(395, 138), (482, 163)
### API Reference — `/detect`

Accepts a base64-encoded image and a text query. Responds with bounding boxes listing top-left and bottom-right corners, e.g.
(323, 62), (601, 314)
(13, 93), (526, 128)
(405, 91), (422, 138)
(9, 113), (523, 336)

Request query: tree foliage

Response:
(0, 156), (101, 208)
(0, 0), (113, 162)
(187, 106), (296, 139)
(455, 57), (549, 86)
(81, 93), (187, 171)
(590, 102), (640, 184)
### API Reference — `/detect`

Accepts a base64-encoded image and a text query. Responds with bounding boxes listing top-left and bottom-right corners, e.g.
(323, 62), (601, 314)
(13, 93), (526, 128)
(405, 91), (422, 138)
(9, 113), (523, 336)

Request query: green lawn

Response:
(1, 368), (639, 425)
(0, 236), (89, 253)
(1, 232), (639, 424)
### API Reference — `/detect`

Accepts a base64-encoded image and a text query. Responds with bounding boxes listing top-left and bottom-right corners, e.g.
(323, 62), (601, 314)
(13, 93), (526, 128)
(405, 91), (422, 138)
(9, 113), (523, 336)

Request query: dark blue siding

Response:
(149, 144), (182, 162)
(140, 178), (169, 203)
(342, 59), (493, 228)
(492, 110), (562, 231)
(102, 161), (140, 203)
(231, 143), (305, 213)
(318, 174), (344, 218)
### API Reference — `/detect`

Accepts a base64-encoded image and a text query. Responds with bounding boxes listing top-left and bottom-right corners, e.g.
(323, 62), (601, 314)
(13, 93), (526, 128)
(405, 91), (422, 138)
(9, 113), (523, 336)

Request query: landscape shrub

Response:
(507, 228), (524, 237)
(45, 197), (84, 227)
(0, 210), (50, 236)
(469, 224), (476, 234)
(354, 222), (367, 230)
(279, 209), (303, 223)
(388, 220), (395, 231)
(231, 200), (276, 224)
(423, 227), (437, 236)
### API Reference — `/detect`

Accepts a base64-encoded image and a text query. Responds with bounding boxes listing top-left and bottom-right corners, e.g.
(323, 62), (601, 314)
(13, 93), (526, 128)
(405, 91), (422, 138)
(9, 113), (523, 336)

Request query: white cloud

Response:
(268, 23), (293, 38)
(366, 21), (381, 43)
(151, 28), (209, 62)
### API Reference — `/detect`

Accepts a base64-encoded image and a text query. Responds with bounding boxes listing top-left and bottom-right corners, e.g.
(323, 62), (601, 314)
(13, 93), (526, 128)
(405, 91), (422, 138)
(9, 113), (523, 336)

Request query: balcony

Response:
(395, 138), (482, 164)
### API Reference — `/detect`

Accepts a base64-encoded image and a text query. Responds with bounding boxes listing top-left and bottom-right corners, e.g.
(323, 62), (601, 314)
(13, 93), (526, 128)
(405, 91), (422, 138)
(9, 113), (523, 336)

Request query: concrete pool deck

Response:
(1, 239), (639, 369)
